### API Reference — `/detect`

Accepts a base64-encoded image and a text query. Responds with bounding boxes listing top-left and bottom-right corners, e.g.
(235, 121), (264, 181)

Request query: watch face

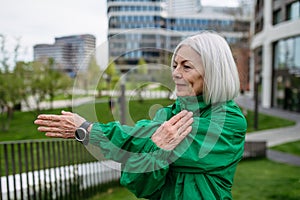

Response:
(75, 127), (86, 141)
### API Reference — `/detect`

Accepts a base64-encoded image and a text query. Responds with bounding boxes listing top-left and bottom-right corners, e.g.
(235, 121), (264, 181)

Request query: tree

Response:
(86, 55), (104, 97)
(23, 60), (73, 112)
(101, 59), (119, 91)
(0, 34), (22, 131)
(45, 58), (73, 110)
(136, 58), (149, 102)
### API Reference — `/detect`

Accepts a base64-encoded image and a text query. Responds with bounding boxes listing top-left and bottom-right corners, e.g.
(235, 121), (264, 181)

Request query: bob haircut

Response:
(171, 31), (240, 104)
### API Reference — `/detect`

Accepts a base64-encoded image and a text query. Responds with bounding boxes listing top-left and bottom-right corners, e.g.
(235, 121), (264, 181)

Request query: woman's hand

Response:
(34, 110), (86, 138)
(151, 110), (194, 151)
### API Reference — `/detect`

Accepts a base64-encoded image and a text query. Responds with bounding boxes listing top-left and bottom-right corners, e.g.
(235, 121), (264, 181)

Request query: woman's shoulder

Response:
(224, 100), (247, 131)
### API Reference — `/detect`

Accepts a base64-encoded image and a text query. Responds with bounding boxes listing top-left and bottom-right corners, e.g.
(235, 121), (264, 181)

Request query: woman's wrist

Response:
(87, 123), (93, 133)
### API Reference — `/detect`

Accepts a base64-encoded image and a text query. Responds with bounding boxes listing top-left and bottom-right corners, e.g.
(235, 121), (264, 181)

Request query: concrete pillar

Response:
(261, 42), (273, 108)
(261, 0), (273, 108)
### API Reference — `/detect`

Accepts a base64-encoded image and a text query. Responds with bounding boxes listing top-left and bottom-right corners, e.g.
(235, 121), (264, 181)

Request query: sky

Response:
(0, 0), (239, 63)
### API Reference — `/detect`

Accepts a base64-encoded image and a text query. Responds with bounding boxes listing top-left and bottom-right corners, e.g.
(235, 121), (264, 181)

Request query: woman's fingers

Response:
(37, 126), (75, 133)
(173, 111), (193, 131)
(45, 132), (75, 138)
(34, 111), (84, 139)
(177, 117), (194, 136)
(37, 114), (62, 121)
(167, 110), (189, 125)
(34, 119), (62, 127)
(61, 110), (73, 115)
(151, 110), (194, 151)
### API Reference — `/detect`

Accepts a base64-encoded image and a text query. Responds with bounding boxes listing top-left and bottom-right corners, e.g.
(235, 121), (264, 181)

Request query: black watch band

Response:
(75, 121), (92, 146)
(80, 121), (92, 131)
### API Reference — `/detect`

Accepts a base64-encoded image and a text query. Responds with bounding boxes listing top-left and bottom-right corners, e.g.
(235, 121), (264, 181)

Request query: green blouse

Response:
(90, 96), (247, 200)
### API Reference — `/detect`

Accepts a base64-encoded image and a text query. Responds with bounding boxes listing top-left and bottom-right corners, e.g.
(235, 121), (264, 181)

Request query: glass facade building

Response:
(34, 34), (96, 76)
(107, 0), (251, 90)
(251, 0), (300, 112)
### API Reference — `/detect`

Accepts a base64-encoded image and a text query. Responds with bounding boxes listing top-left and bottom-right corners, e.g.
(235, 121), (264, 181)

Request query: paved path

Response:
(235, 94), (300, 166)
(267, 150), (300, 166)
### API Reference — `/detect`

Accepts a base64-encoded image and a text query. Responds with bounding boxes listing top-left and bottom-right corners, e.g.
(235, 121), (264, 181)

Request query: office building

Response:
(251, 0), (300, 112)
(34, 34), (96, 76)
(107, 0), (251, 91)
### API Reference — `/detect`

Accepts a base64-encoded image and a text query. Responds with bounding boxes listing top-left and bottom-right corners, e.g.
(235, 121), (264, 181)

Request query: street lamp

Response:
(120, 74), (126, 124)
(254, 70), (260, 130)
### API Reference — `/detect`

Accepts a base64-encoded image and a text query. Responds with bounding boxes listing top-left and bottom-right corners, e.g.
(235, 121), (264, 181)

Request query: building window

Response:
(273, 35), (300, 111)
(274, 36), (300, 70)
(273, 9), (282, 25)
(287, 1), (300, 21)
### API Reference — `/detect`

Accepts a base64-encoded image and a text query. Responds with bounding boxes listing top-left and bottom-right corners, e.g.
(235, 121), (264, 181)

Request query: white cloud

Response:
(0, 0), (107, 61)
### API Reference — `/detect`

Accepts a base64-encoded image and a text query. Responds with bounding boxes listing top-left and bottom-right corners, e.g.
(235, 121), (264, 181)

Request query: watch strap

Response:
(80, 121), (92, 131)
(77, 121), (92, 146)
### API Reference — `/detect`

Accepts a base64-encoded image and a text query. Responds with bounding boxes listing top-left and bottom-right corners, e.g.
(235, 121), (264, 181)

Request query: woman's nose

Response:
(172, 67), (183, 79)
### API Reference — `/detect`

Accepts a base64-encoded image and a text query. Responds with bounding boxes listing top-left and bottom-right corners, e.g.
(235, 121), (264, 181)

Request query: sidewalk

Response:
(235, 94), (300, 166)
(235, 94), (300, 147)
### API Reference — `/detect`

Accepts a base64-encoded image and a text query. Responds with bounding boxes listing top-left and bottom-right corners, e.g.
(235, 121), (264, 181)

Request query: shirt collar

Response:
(172, 95), (210, 116)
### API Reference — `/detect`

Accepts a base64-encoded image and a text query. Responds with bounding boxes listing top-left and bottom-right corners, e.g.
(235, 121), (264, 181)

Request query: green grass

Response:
(245, 110), (296, 133)
(88, 159), (300, 200)
(88, 186), (145, 200)
(0, 108), (73, 141)
(271, 140), (300, 156)
(232, 159), (300, 200)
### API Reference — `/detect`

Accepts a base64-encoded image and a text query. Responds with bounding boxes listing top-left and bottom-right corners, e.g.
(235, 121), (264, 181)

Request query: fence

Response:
(0, 139), (121, 200)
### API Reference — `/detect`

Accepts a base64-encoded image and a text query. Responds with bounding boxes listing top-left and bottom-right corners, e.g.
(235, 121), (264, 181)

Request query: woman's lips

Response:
(176, 84), (187, 89)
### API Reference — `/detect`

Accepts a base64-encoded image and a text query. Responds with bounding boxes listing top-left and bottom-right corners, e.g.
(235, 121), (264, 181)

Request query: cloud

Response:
(0, 0), (107, 61)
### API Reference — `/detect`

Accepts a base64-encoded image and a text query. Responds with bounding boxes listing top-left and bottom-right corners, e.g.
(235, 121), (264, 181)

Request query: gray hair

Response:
(172, 32), (240, 104)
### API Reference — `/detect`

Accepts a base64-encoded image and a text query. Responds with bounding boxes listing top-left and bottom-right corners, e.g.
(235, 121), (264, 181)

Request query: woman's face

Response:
(172, 45), (204, 96)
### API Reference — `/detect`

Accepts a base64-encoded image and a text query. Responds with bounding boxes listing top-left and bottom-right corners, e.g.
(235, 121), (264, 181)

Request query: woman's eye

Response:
(172, 65), (177, 69)
(183, 65), (192, 70)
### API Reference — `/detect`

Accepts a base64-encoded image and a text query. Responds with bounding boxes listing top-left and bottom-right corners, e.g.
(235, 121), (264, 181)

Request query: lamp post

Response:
(120, 74), (126, 124)
(254, 71), (260, 130)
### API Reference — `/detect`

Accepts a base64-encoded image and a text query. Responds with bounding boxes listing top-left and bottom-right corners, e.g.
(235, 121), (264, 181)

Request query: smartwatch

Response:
(75, 121), (92, 145)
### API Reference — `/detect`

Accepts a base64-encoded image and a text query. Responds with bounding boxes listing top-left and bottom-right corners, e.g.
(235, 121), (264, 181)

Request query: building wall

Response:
(34, 34), (96, 76)
(251, 0), (300, 111)
(107, 0), (252, 87)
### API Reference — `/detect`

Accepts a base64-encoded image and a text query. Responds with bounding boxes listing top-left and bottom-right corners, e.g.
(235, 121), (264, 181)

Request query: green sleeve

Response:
(172, 102), (247, 174)
(89, 107), (173, 198)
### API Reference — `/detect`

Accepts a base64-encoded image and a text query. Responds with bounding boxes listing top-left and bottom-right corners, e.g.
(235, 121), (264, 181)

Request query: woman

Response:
(35, 32), (247, 199)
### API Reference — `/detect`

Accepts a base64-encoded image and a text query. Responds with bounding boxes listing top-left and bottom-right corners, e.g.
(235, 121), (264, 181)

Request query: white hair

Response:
(172, 32), (240, 104)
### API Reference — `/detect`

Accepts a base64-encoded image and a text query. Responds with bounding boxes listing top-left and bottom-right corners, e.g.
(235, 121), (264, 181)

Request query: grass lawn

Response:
(88, 158), (300, 200)
(271, 140), (300, 156)
(88, 186), (144, 200)
(245, 110), (296, 132)
(232, 158), (300, 200)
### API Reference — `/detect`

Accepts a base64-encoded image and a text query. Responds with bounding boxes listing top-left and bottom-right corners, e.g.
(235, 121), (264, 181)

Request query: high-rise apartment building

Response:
(34, 34), (96, 76)
(251, 0), (300, 112)
(166, 0), (202, 15)
(107, 0), (252, 91)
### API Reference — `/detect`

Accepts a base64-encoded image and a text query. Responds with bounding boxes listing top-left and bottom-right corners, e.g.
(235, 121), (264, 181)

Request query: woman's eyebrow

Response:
(174, 59), (192, 63)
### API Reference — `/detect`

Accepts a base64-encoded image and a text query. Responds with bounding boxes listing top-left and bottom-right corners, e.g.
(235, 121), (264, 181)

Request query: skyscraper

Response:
(34, 34), (96, 76)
